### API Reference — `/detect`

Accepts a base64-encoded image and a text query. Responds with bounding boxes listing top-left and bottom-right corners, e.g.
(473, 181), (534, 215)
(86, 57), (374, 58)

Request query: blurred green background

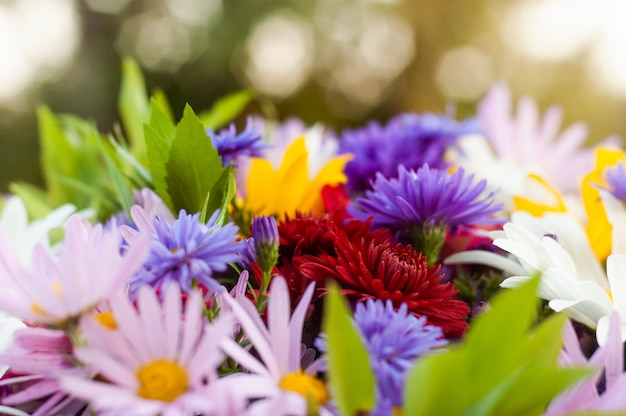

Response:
(1, 0), (626, 192)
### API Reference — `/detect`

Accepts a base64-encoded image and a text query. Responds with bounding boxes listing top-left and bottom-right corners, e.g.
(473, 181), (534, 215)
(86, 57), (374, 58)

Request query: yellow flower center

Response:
(392, 407), (403, 416)
(96, 311), (117, 330)
(136, 359), (188, 402)
(278, 370), (329, 405)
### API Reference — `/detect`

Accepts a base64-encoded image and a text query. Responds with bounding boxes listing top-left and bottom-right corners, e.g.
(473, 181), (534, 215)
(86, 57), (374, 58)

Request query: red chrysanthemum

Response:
(299, 235), (470, 337)
(277, 213), (391, 304)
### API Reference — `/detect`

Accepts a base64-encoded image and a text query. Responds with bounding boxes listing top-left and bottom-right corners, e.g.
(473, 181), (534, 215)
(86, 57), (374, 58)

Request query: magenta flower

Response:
(0, 327), (89, 416)
(61, 283), (237, 415)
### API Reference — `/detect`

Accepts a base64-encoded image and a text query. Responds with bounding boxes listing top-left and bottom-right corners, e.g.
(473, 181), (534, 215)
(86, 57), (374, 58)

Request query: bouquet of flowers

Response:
(0, 58), (623, 416)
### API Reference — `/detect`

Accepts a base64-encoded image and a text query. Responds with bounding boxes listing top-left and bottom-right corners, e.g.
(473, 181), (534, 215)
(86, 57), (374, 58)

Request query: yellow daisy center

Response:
(136, 359), (188, 402)
(95, 311), (117, 330)
(279, 370), (329, 405)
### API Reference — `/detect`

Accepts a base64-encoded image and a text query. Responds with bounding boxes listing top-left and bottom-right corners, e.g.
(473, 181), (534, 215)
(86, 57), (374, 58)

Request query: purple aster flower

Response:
(315, 299), (446, 414)
(339, 112), (479, 193)
(251, 215), (279, 274)
(354, 299), (446, 413)
(599, 162), (626, 201)
(350, 164), (502, 234)
(208, 117), (270, 166)
(128, 209), (243, 295)
(237, 237), (256, 271)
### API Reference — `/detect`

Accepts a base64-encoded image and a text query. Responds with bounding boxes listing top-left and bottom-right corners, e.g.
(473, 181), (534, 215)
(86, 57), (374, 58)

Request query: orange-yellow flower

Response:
(244, 137), (351, 218)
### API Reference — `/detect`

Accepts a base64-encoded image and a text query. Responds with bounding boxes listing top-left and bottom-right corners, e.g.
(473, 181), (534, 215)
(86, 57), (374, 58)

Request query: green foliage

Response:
(200, 165), (236, 226)
(199, 90), (255, 130)
(19, 60), (246, 221)
(165, 105), (226, 213)
(118, 57), (150, 161)
(36, 107), (120, 217)
(322, 283), (376, 416)
(403, 277), (588, 416)
(144, 100), (176, 211)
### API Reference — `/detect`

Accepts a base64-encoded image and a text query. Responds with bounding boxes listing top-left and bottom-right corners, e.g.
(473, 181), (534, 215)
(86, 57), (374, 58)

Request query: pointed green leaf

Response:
(119, 57), (150, 160)
(403, 277), (587, 416)
(149, 97), (176, 140)
(166, 104), (224, 213)
(201, 165), (235, 225)
(38, 105), (75, 205)
(322, 282), (375, 416)
(144, 123), (174, 211)
(97, 138), (134, 215)
(151, 88), (174, 122)
(107, 137), (152, 186)
(199, 90), (255, 130)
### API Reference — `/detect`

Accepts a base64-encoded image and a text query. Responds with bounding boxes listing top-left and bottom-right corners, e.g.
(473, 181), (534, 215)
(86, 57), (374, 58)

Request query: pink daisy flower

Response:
(545, 311), (626, 414)
(60, 283), (237, 416)
(449, 83), (621, 212)
(0, 215), (150, 327)
(220, 276), (330, 416)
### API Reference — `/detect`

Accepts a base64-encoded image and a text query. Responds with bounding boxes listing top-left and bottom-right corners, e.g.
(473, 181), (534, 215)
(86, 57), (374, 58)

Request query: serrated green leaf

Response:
(166, 104), (224, 213)
(199, 90), (255, 130)
(119, 57), (150, 160)
(322, 282), (376, 416)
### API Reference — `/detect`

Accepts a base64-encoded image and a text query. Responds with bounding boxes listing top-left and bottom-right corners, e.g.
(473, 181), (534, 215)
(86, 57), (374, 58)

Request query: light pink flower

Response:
(0, 215), (150, 327)
(477, 82), (619, 193)
(545, 311), (626, 415)
(60, 283), (238, 416)
(220, 276), (330, 416)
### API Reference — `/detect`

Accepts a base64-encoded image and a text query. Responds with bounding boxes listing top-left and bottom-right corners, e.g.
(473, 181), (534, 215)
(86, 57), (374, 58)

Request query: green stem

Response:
(410, 224), (446, 267)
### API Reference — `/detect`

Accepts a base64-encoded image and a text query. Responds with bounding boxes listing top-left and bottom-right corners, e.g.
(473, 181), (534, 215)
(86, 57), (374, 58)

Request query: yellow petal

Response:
(513, 173), (567, 216)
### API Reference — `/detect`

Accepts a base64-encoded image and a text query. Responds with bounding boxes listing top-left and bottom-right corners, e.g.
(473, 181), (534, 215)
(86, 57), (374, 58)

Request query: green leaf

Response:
(144, 125), (173, 211)
(403, 277), (588, 416)
(199, 90), (255, 130)
(166, 104), (225, 213)
(200, 165), (235, 225)
(148, 97), (176, 140)
(119, 57), (150, 160)
(37, 105), (75, 205)
(97, 138), (135, 215)
(322, 282), (376, 416)
(151, 88), (174, 122)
